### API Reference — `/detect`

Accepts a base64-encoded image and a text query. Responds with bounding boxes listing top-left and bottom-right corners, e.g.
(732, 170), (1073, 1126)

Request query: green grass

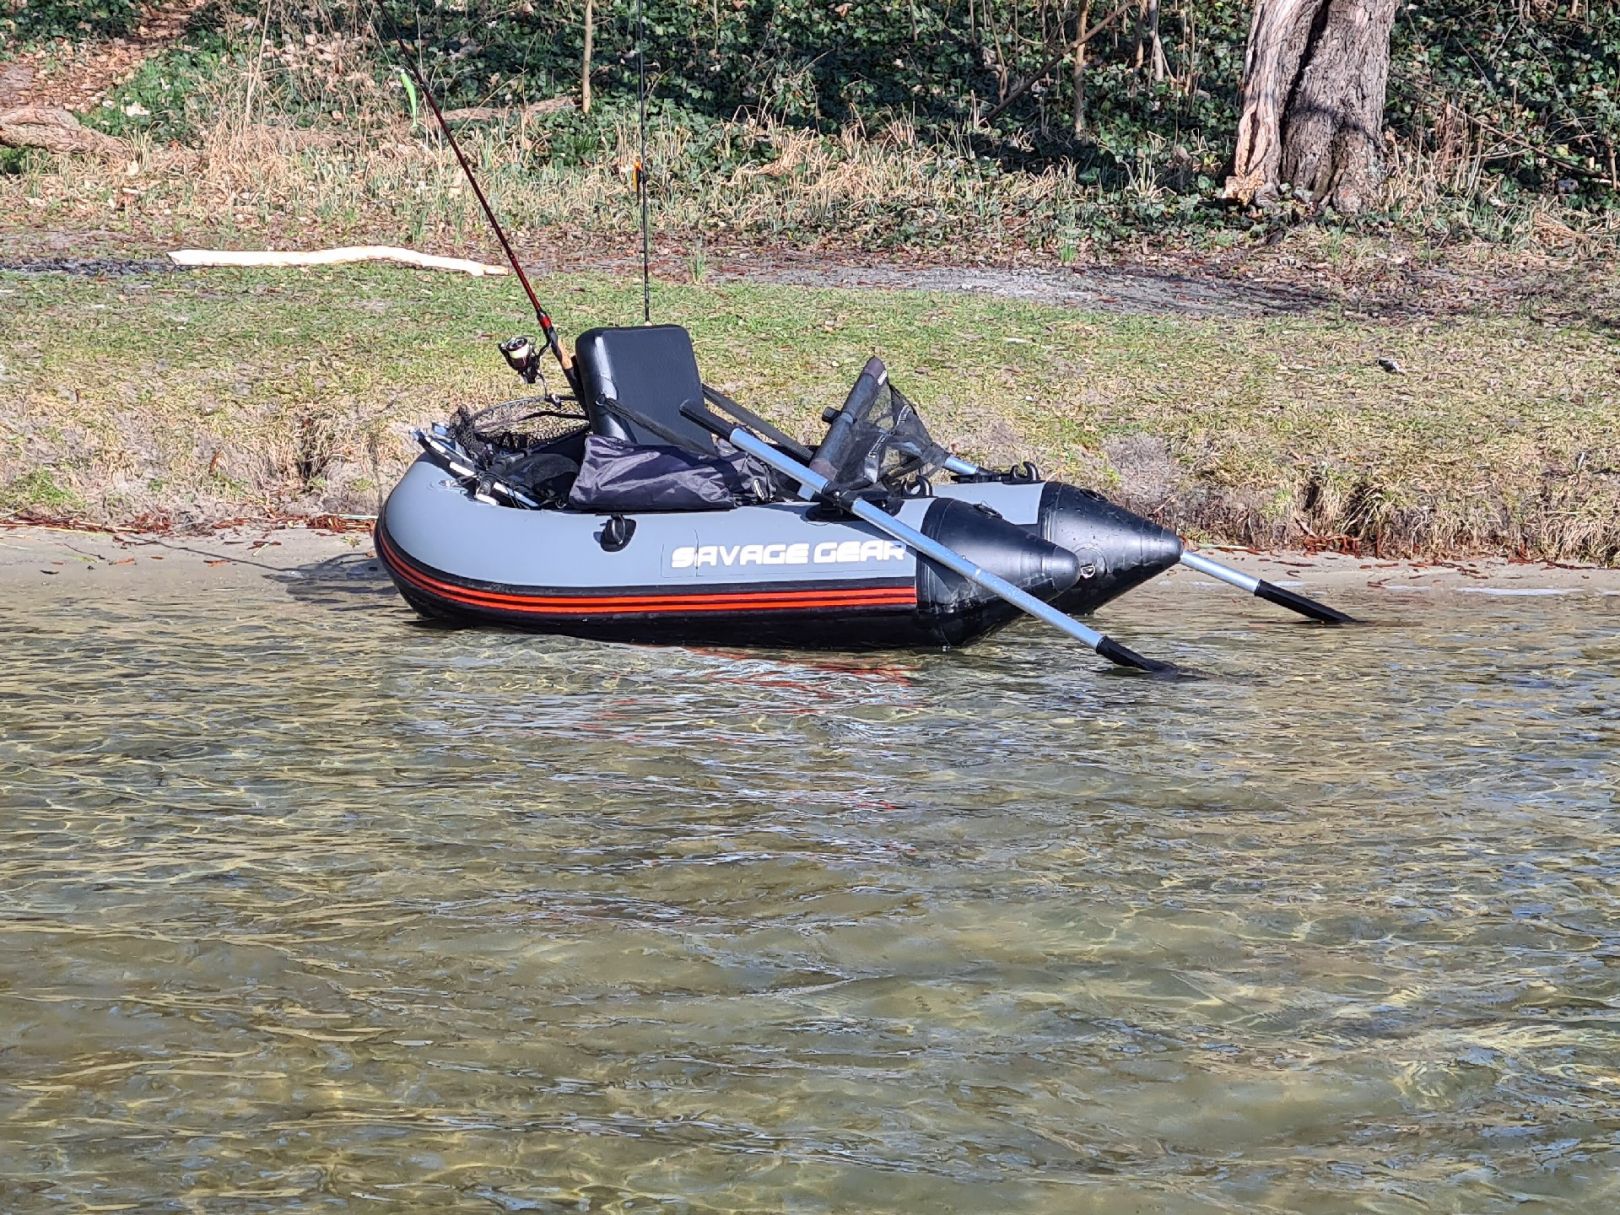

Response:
(1, 265), (1616, 561)
(0, 468), (83, 514)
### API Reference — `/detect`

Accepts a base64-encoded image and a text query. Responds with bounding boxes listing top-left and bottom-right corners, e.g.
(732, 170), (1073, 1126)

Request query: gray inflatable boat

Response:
(376, 43), (1354, 663)
(376, 324), (1187, 649)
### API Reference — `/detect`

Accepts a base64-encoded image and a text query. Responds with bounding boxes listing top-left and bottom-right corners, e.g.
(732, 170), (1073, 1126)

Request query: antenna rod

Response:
(393, 37), (578, 392)
(636, 0), (651, 324)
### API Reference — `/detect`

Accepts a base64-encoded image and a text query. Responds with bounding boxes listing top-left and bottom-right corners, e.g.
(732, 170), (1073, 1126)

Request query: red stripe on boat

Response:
(375, 525), (917, 616)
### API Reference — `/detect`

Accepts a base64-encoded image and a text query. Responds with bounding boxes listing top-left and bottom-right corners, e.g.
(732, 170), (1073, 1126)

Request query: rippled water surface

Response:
(3, 561), (1618, 1213)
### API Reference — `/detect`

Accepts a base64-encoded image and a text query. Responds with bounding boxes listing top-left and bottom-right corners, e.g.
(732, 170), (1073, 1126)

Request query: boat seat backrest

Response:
(574, 324), (716, 452)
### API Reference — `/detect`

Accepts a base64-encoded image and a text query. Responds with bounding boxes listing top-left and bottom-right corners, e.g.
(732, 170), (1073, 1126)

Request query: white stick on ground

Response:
(167, 246), (509, 277)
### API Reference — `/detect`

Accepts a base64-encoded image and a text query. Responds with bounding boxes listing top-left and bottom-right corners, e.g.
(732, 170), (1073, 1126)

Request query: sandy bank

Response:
(0, 523), (376, 598)
(5, 524), (1617, 607)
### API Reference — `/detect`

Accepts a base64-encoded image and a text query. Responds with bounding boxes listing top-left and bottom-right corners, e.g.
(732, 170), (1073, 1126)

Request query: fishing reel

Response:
(499, 335), (541, 384)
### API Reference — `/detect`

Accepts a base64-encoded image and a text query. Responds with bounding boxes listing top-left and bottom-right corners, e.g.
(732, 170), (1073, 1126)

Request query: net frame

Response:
(828, 379), (951, 496)
(445, 395), (589, 463)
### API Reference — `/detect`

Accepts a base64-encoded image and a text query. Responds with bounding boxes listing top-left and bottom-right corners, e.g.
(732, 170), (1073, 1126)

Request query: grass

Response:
(0, 108), (1125, 259)
(4, 57), (1614, 267)
(2, 265), (1616, 562)
(6, 0), (1616, 278)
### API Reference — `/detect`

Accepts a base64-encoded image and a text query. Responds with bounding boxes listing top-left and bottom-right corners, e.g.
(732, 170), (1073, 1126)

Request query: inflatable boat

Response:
(376, 324), (1199, 651)
(376, 42), (1353, 671)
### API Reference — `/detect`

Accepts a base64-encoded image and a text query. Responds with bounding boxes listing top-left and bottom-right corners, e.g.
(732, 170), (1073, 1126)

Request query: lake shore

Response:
(4, 260), (1618, 567)
(7, 522), (1617, 603)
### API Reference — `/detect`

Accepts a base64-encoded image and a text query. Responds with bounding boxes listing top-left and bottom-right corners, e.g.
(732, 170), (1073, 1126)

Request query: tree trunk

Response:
(1180, 0), (1198, 95)
(1072, 0), (1092, 135)
(1224, 0), (1399, 214)
(1144, 0), (1167, 82)
(1131, 0), (1166, 79)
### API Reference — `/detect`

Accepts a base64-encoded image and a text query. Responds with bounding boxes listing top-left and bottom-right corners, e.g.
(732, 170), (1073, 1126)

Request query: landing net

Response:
(826, 379), (952, 496)
(441, 396), (589, 505)
(444, 397), (587, 463)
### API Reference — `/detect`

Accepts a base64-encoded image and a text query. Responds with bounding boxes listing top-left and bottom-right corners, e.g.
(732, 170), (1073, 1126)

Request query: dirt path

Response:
(2, 0), (213, 111)
(713, 261), (1328, 319)
(4, 241), (1606, 327)
(555, 245), (1335, 317)
(560, 240), (1617, 326)
(0, 250), (1332, 320)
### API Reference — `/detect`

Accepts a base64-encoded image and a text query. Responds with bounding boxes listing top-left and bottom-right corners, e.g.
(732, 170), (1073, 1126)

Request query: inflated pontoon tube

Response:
(682, 405), (1180, 675)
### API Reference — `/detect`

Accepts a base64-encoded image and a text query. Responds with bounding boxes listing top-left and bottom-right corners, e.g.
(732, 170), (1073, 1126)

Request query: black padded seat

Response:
(574, 324), (716, 452)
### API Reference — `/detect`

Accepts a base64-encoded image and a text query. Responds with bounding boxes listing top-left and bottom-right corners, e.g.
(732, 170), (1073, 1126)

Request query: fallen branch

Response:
(0, 64), (34, 108)
(0, 104), (128, 159)
(441, 98), (575, 123)
(167, 246), (510, 277)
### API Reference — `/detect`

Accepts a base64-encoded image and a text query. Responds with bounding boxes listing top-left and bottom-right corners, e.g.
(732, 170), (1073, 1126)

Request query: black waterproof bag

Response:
(566, 434), (765, 512)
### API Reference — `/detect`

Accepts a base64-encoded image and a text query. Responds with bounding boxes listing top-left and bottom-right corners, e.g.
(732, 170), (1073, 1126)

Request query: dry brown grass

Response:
(2, 94), (1090, 263)
(1381, 116), (1620, 252)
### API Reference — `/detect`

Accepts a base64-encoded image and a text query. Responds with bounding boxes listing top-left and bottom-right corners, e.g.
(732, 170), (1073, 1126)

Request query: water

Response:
(2, 558), (1617, 1213)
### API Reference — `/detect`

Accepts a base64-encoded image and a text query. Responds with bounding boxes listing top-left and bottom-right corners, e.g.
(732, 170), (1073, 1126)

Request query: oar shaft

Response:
(1180, 551), (1259, 593)
(701, 386), (813, 462)
(720, 426), (1172, 672)
(1179, 551), (1355, 624)
(847, 499), (1102, 648)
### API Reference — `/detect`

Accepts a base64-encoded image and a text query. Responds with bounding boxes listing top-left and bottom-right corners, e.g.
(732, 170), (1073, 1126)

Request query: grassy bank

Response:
(2, 265), (1616, 562)
(2, 109), (1138, 261)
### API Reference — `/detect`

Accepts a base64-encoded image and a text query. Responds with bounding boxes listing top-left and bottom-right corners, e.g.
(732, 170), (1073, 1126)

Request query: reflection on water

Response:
(2, 564), (1617, 1213)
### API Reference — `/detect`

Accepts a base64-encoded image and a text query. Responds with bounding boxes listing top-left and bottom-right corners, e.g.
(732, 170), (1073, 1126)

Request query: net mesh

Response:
(439, 396), (588, 506)
(445, 396), (588, 462)
(827, 379), (951, 495)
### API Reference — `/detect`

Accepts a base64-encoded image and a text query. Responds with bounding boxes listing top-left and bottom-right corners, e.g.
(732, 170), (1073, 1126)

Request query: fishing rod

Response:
(635, 0), (651, 324)
(392, 36), (579, 395)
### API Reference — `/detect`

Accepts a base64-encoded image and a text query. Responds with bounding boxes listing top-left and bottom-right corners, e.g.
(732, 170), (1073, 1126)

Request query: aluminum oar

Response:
(682, 406), (1182, 675)
(947, 454), (1355, 625)
(1178, 551), (1356, 625)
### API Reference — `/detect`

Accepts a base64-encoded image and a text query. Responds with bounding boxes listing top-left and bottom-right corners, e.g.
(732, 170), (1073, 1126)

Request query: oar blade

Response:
(1179, 551), (1357, 626)
(1254, 579), (1357, 625)
(1096, 635), (1187, 677)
